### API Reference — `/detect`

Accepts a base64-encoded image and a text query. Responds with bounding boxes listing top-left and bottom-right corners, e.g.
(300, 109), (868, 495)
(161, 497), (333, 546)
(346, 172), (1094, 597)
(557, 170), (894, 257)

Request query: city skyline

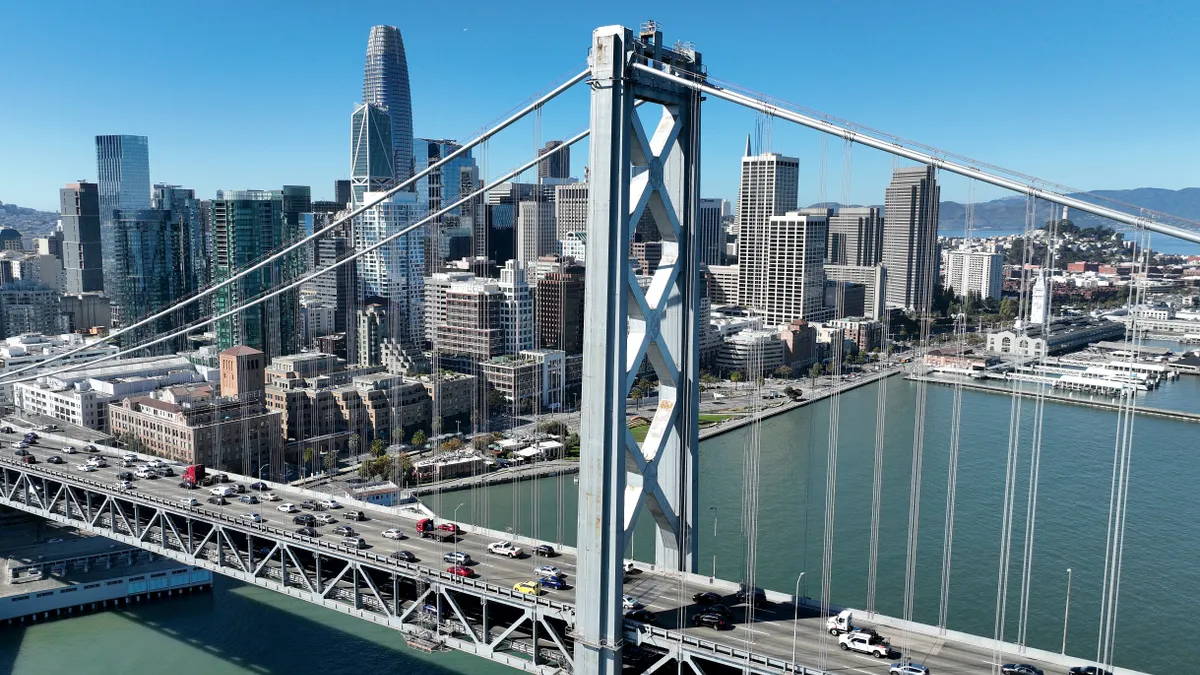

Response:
(3, 2), (1198, 212)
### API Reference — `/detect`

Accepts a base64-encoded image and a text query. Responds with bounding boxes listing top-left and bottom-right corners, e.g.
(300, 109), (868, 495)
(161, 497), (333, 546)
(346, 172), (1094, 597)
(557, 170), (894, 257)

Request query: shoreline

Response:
(908, 373), (1200, 423)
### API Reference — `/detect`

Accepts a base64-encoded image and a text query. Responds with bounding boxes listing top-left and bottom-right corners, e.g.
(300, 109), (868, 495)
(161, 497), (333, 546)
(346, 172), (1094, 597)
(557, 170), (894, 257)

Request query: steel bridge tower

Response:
(575, 23), (706, 674)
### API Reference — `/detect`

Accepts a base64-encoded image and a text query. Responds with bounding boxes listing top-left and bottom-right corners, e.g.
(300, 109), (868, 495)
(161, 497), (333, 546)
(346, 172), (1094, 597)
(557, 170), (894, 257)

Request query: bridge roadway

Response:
(0, 429), (1128, 675)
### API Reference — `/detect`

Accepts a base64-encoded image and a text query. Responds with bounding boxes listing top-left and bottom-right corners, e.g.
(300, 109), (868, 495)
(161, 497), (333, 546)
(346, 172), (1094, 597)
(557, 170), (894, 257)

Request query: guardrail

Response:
(634, 624), (825, 675)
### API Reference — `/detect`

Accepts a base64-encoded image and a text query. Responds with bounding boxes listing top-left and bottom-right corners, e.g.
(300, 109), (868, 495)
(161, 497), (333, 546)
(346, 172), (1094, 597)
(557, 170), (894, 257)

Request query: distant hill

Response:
(810, 187), (1200, 232)
(0, 201), (57, 237)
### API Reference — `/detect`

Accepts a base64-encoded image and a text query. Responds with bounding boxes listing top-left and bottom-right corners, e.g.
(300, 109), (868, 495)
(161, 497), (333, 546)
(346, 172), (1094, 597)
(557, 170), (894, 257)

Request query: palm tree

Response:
(729, 371), (743, 390)
(303, 447), (315, 477)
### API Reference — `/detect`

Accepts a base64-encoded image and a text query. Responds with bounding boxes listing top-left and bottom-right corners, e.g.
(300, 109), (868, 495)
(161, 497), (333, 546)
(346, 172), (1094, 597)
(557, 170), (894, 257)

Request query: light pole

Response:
(454, 502), (465, 563)
(791, 571), (806, 667)
(1062, 567), (1072, 654)
(709, 507), (718, 578)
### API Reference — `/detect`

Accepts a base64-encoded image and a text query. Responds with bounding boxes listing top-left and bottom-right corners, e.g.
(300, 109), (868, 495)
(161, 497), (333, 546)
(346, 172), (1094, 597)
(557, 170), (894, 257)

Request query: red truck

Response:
(182, 464), (206, 486)
(416, 518), (458, 542)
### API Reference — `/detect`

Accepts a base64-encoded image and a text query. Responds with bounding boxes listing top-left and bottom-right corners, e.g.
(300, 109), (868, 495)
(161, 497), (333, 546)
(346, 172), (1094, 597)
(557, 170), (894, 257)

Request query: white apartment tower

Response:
(944, 249), (1003, 301)
(353, 191), (424, 342)
(735, 146), (803, 323)
(882, 166), (940, 311)
(517, 200), (556, 264)
(554, 183), (588, 239)
(740, 210), (828, 326)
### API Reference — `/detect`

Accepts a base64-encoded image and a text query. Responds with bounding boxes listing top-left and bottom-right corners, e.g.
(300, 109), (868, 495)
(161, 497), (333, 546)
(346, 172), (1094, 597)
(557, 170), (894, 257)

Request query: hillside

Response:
(0, 201), (58, 236)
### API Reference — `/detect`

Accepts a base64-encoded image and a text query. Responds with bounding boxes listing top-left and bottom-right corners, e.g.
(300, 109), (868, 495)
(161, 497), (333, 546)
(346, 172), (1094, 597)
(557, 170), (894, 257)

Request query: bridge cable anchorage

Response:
(8, 130), (589, 386)
(0, 67), (591, 388)
(629, 63), (1200, 247)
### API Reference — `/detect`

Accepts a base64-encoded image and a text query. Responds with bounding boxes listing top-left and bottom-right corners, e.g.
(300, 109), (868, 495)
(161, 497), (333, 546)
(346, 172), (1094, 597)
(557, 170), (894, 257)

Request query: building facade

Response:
(698, 198), (728, 268)
(537, 140), (570, 179)
(353, 191), (423, 344)
(739, 210), (828, 326)
(827, 207), (883, 267)
(944, 248), (1003, 301)
(60, 182), (104, 294)
(350, 102), (395, 206)
(363, 25), (414, 186)
(882, 166), (940, 310)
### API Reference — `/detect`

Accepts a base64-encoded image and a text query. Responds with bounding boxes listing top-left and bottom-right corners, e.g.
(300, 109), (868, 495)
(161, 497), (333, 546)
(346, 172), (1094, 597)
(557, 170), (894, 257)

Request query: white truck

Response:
(838, 630), (892, 658)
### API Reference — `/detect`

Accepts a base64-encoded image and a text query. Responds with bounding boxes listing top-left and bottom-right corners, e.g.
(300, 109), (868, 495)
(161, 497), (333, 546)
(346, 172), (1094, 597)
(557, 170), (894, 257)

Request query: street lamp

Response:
(1062, 567), (1073, 654)
(709, 507), (718, 578)
(453, 502), (465, 563)
(791, 571), (806, 667)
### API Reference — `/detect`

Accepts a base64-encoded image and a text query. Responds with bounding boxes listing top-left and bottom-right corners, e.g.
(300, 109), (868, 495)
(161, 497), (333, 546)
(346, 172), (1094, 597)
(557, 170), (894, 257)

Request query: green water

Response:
(5, 374), (1197, 674)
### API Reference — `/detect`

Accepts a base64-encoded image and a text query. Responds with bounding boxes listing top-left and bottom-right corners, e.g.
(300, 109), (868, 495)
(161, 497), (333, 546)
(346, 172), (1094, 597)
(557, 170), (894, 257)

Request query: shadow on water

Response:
(0, 576), (514, 675)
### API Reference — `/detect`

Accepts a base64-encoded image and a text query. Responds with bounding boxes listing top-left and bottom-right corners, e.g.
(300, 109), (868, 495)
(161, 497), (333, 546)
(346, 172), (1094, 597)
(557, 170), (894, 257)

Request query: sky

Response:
(2, 0), (1198, 214)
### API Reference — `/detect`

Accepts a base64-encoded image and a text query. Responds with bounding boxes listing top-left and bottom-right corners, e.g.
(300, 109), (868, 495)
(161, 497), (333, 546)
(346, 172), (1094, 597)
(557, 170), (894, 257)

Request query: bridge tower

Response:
(575, 23), (705, 674)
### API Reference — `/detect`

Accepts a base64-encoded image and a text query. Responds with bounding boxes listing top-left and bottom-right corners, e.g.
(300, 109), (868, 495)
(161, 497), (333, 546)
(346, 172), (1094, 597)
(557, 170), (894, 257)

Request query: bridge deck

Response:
(0, 429), (1142, 675)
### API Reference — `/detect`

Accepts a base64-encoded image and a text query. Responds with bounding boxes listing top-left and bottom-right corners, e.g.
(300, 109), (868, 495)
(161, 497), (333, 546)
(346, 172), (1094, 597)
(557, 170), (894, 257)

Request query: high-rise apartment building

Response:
(824, 264), (887, 320)
(356, 300), (388, 366)
(535, 265), (585, 354)
(96, 135), (150, 293)
(827, 206), (883, 267)
(944, 248), (1003, 301)
(882, 166), (940, 310)
(363, 25), (414, 186)
(211, 190), (299, 360)
(353, 191), (423, 343)
(110, 207), (191, 352)
(350, 103), (394, 206)
(698, 198), (728, 267)
(59, 182), (104, 294)
(554, 183), (588, 240)
(517, 201), (556, 265)
(312, 236), (352, 333)
(538, 140), (570, 179)
(152, 184), (205, 312)
(424, 261), (533, 361)
(735, 150), (801, 323)
(739, 210), (828, 326)
(415, 139), (476, 272)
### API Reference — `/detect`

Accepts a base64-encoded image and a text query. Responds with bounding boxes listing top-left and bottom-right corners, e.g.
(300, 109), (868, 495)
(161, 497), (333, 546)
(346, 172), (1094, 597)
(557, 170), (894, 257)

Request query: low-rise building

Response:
(410, 371), (477, 419)
(0, 333), (120, 405)
(827, 317), (884, 353)
(986, 316), (1126, 357)
(482, 349), (582, 414)
(714, 329), (784, 377)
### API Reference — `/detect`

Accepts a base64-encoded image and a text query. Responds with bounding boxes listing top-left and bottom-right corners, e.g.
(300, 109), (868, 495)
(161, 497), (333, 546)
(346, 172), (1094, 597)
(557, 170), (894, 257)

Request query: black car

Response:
(534, 544), (557, 557)
(692, 612), (730, 630)
(179, 481), (198, 489)
(295, 526), (318, 537)
(117, 471), (134, 480)
(1068, 668), (1113, 675)
(293, 514), (316, 526)
(692, 591), (723, 605)
(701, 602), (732, 619)
(84, 444), (97, 452)
(207, 496), (227, 505)
(250, 481), (268, 491)
(157, 466), (175, 477)
(300, 500), (318, 510)
(13, 448), (27, 456)
(736, 585), (768, 607)
(0, 426), (11, 433)
(233, 483), (246, 494)
(239, 495), (260, 504)
(46, 455), (63, 464)
(390, 550), (417, 562)
(332, 525), (356, 536)
(1001, 665), (1044, 675)
(624, 608), (658, 625)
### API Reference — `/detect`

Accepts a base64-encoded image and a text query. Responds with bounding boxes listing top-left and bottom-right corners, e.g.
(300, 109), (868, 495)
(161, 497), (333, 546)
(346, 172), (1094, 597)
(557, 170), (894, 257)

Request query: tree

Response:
(809, 363), (822, 385)
(538, 420), (569, 437)
(486, 388), (507, 410)
(729, 371), (743, 389)
(411, 430), (428, 448)
(322, 451), (337, 474)
(303, 447), (315, 476)
(700, 371), (718, 385)
(369, 439), (387, 458)
(348, 433), (362, 457)
(999, 297), (1019, 321)
(440, 438), (465, 452)
(773, 365), (793, 380)
(630, 386), (645, 410)
(565, 432), (581, 458)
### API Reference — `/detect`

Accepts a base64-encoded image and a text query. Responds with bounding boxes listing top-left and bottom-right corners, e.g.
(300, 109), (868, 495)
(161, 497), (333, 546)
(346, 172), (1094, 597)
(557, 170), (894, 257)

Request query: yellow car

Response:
(513, 581), (543, 596)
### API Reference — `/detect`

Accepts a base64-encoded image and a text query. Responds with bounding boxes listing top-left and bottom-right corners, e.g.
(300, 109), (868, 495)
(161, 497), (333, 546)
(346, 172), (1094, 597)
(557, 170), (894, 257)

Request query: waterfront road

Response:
(3, 429), (1120, 675)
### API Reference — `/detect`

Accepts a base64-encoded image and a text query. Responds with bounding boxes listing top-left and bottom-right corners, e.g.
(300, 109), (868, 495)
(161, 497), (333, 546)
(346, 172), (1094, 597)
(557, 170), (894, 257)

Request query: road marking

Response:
(740, 627), (772, 637)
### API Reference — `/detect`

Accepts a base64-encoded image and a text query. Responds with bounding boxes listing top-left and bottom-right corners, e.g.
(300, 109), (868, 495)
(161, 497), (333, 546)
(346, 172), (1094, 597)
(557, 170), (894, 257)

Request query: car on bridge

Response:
(179, 481), (198, 489)
(533, 544), (557, 557)
(513, 581), (543, 596)
(12, 444), (28, 453)
(277, 503), (298, 513)
(86, 457), (106, 468)
(390, 550), (416, 562)
(315, 513), (337, 525)
(295, 526), (318, 537)
(263, 493), (279, 501)
(538, 576), (566, 590)
(487, 541), (522, 558)
(77, 463), (97, 472)
(534, 564), (562, 578)
(117, 471), (134, 481)
(382, 528), (406, 540)
(180, 497), (200, 507)
(46, 455), (62, 464)
(293, 514), (316, 526)
(249, 481), (268, 491)
(446, 565), (473, 578)
(61, 446), (77, 454)
(239, 495), (260, 505)
(332, 525), (356, 536)
(691, 611), (730, 630)
(443, 551), (471, 565)
(318, 498), (340, 509)
(135, 467), (158, 479)
(1001, 666), (1044, 675)
(1068, 668), (1112, 675)
(344, 510), (366, 521)
(115, 480), (134, 490)
(210, 486), (234, 497)
(243, 513), (262, 523)
(736, 584), (767, 607)
(207, 496), (227, 505)
(622, 595), (642, 610)
(624, 608), (657, 625)
(300, 500), (318, 510)
(692, 591), (722, 605)
(889, 664), (930, 675)
(838, 630), (892, 658)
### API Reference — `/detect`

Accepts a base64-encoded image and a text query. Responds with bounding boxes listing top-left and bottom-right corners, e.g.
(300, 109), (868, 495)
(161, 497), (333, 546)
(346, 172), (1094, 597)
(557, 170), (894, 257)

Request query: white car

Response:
(277, 503), (298, 513)
(263, 493), (279, 501)
(488, 541), (522, 558)
(135, 467), (156, 479)
(180, 497), (200, 507)
(383, 528), (406, 540)
(11, 441), (28, 449)
(61, 446), (77, 455)
(838, 631), (892, 658)
(78, 463), (97, 472)
(534, 564), (563, 578)
(243, 512), (262, 523)
(622, 595), (641, 610)
(210, 486), (234, 497)
(122, 453), (138, 463)
(87, 457), (107, 468)
(115, 480), (133, 490)
(318, 499), (341, 509)
(146, 458), (165, 468)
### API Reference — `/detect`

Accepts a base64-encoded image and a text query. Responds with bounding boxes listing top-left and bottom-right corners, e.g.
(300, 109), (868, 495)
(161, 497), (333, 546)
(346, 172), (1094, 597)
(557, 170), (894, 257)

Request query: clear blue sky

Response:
(1, 0), (1198, 213)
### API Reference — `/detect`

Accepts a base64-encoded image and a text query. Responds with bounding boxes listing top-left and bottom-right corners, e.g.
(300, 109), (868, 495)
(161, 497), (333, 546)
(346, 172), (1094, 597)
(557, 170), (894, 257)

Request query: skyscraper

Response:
(152, 184), (205, 313)
(59, 182), (104, 294)
(415, 139), (476, 272)
(354, 191), (423, 344)
(740, 210), (829, 326)
(698, 198), (728, 267)
(882, 166), (940, 311)
(554, 183), (589, 239)
(735, 149), (800, 321)
(538, 140), (570, 179)
(516, 201), (556, 265)
(110, 207), (187, 352)
(334, 180), (352, 206)
(211, 190), (299, 360)
(96, 135), (150, 293)
(363, 25), (414, 187)
(350, 103), (394, 206)
(827, 207), (883, 267)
